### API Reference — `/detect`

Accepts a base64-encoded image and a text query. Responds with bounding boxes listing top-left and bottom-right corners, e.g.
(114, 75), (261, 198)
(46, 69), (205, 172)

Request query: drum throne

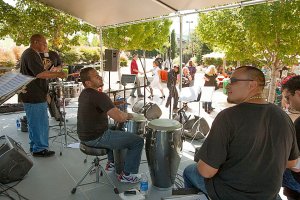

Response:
(71, 143), (119, 194)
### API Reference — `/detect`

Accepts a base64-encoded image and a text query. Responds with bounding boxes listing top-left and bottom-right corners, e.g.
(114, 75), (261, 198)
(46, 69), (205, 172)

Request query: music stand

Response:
(120, 74), (136, 86)
(0, 72), (34, 105)
(119, 74), (136, 112)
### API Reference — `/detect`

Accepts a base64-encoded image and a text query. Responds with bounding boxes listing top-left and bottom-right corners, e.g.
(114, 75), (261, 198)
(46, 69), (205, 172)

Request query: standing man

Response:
(183, 66), (299, 199)
(281, 75), (300, 195)
(130, 54), (143, 98)
(165, 65), (179, 111)
(19, 34), (67, 157)
(77, 67), (144, 183)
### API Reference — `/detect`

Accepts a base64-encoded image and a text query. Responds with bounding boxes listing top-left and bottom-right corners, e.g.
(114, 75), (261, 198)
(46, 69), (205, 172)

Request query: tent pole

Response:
(179, 15), (183, 110)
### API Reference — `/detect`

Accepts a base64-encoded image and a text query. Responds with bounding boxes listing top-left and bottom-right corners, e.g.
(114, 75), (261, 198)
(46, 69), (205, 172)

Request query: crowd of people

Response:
(18, 33), (300, 199)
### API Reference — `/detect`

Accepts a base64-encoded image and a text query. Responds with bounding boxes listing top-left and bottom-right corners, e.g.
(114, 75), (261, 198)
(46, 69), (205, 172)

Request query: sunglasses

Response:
(229, 77), (254, 84)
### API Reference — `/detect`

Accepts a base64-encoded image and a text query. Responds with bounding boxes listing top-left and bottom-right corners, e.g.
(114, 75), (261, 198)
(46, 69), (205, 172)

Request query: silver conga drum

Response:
(145, 119), (183, 188)
(125, 113), (147, 135)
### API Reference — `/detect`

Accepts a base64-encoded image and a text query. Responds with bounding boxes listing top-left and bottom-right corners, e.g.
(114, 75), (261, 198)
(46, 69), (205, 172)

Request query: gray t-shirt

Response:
(19, 48), (47, 103)
(198, 103), (299, 200)
(77, 88), (115, 141)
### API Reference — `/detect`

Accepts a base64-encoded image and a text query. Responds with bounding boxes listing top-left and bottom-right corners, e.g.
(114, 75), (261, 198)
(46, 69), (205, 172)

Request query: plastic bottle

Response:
(140, 172), (148, 196)
(16, 119), (21, 131)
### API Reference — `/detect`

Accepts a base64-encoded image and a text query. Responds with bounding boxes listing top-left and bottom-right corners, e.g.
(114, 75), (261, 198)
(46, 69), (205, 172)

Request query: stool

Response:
(71, 143), (119, 194)
(283, 187), (300, 200)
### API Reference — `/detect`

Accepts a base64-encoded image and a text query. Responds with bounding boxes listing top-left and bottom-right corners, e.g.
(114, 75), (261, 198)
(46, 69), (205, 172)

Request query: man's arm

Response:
(107, 107), (133, 123)
(197, 160), (219, 178)
(36, 71), (67, 79)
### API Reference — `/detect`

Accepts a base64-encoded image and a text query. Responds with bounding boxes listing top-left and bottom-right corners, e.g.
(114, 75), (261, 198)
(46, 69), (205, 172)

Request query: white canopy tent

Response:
(35, 0), (244, 28)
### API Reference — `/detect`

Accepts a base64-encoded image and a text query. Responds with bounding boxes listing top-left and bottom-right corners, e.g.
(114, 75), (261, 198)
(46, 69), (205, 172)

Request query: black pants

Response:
(166, 85), (178, 109)
(203, 102), (212, 112)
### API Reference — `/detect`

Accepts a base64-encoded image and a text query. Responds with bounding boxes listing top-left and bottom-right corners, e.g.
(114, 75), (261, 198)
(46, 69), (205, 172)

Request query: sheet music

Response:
(0, 72), (35, 105)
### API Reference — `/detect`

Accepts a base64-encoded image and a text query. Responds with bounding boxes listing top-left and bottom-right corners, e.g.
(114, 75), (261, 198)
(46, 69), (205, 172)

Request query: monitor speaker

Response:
(104, 49), (119, 71)
(0, 135), (33, 184)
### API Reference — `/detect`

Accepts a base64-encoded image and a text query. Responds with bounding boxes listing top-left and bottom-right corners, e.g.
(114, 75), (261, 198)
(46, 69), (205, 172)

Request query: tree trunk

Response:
(267, 56), (280, 103)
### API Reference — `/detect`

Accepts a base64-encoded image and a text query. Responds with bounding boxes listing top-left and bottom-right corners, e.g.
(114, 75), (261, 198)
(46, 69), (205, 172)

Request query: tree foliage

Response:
(196, 1), (300, 102)
(0, 0), (96, 52)
(102, 20), (172, 51)
(170, 29), (176, 59)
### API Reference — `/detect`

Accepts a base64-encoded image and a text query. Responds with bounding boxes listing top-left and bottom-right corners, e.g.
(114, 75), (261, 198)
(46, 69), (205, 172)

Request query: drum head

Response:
(132, 100), (145, 113)
(148, 119), (182, 131)
(130, 113), (146, 122)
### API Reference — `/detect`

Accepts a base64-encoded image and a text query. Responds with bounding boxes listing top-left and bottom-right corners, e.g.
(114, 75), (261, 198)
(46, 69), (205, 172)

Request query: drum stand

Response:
(50, 89), (78, 156)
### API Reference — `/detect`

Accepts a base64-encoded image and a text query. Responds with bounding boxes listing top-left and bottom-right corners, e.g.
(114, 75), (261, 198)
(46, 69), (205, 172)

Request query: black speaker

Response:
(0, 135), (33, 183)
(104, 49), (119, 71)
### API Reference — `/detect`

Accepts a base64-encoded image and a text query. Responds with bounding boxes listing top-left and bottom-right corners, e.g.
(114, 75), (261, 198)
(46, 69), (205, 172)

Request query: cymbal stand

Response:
(138, 57), (150, 105)
(50, 84), (78, 156)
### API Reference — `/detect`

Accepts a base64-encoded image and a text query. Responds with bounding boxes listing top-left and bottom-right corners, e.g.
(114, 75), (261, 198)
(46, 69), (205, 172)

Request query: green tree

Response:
(196, 1), (300, 102)
(0, 0), (95, 52)
(102, 20), (172, 51)
(170, 29), (177, 59)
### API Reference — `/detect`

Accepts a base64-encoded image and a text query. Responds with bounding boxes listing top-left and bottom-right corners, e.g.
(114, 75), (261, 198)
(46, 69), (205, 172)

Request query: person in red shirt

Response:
(130, 54), (144, 98)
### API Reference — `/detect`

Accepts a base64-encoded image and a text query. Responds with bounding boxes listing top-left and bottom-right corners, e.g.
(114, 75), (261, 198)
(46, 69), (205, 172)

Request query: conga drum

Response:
(145, 119), (183, 188)
(125, 113), (147, 135)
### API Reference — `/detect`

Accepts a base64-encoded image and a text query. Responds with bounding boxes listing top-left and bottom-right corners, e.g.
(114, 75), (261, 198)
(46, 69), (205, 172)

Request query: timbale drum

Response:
(145, 119), (183, 188)
(132, 100), (162, 120)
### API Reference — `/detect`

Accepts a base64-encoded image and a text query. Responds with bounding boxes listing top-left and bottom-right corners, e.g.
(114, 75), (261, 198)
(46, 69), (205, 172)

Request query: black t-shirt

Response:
(292, 116), (300, 183)
(77, 88), (115, 141)
(40, 50), (62, 70)
(167, 69), (177, 88)
(198, 103), (299, 200)
(19, 48), (47, 103)
(204, 74), (217, 87)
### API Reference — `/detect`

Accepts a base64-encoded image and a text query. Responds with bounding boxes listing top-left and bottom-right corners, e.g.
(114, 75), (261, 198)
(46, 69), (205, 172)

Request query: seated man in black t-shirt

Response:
(281, 76), (300, 195)
(183, 66), (299, 199)
(77, 67), (144, 183)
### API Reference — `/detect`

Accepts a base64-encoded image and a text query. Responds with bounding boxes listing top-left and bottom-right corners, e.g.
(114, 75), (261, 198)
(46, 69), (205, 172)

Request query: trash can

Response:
(223, 78), (230, 94)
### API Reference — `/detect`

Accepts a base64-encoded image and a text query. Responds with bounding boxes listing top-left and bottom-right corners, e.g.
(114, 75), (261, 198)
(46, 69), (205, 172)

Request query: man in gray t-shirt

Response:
(183, 66), (299, 200)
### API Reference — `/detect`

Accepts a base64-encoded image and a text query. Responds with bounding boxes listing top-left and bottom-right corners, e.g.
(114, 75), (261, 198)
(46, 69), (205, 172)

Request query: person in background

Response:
(182, 67), (192, 88)
(281, 75), (300, 197)
(203, 65), (218, 114)
(77, 67), (144, 183)
(155, 54), (163, 69)
(142, 60), (165, 99)
(19, 34), (67, 157)
(183, 66), (299, 199)
(130, 54), (144, 98)
(166, 65), (179, 111)
(188, 60), (196, 86)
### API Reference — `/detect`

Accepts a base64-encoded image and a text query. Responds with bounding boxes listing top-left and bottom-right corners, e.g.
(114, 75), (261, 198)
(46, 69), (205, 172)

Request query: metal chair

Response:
(71, 143), (119, 194)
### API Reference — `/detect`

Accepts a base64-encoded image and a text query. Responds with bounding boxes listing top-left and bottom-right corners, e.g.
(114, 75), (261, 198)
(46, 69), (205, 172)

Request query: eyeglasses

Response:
(229, 77), (253, 84)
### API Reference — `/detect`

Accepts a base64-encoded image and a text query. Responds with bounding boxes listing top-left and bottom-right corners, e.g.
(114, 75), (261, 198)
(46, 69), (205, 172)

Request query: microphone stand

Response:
(138, 56), (150, 105)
